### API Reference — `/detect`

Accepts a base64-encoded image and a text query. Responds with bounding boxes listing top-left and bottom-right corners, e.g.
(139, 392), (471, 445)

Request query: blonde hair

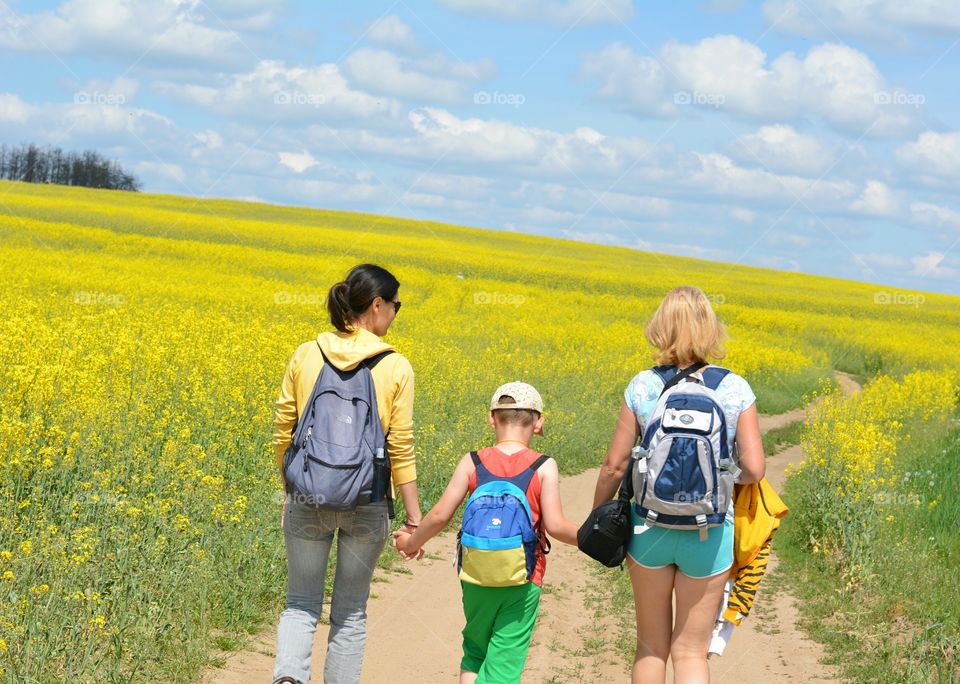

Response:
(644, 286), (727, 367)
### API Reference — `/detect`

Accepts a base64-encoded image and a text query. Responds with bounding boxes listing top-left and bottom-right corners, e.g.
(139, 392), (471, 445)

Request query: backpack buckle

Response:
(645, 510), (659, 525)
(696, 514), (708, 542)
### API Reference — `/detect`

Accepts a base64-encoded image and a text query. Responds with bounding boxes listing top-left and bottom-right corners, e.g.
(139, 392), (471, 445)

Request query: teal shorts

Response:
(627, 505), (734, 579)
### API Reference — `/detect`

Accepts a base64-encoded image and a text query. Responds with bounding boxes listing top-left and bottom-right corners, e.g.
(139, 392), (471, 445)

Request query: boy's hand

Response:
(392, 530), (425, 560)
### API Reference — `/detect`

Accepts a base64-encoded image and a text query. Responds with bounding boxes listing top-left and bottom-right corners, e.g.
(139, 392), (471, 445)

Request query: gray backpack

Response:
(282, 344), (394, 515)
(631, 363), (741, 541)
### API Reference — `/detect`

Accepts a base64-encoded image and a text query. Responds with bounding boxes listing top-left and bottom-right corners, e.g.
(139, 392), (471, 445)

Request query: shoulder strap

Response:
(528, 455), (549, 473)
(470, 450), (481, 467)
(659, 361), (708, 396)
(364, 349), (395, 370)
(701, 366), (731, 391)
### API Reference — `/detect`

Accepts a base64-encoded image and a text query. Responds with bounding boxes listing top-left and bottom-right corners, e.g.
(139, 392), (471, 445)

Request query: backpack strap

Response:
(701, 366), (731, 391)
(528, 455), (549, 473)
(658, 361), (708, 396)
(364, 349), (395, 370)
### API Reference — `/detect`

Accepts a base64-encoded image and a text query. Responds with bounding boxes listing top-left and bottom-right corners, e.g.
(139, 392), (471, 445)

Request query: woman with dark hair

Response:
(271, 264), (422, 684)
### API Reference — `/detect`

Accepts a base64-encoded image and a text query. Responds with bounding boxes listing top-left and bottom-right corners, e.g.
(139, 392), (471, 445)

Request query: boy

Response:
(393, 381), (578, 684)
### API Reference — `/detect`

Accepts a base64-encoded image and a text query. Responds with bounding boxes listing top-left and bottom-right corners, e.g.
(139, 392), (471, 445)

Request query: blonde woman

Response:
(593, 286), (765, 684)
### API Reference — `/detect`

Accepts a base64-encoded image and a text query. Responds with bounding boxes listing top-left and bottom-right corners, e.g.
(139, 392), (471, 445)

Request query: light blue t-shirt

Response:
(624, 366), (757, 458)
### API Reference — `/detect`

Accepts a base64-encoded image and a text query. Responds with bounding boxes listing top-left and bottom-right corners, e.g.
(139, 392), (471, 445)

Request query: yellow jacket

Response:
(272, 328), (416, 487)
(732, 477), (789, 572)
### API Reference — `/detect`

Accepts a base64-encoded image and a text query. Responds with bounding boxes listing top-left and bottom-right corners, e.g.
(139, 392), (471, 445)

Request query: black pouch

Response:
(577, 461), (634, 568)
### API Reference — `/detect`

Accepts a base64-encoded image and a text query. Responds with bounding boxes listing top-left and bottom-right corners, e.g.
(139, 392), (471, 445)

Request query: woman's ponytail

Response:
(326, 264), (400, 332)
(327, 281), (354, 333)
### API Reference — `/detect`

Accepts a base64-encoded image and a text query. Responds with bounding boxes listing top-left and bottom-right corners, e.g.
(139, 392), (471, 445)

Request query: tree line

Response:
(0, 143), (141, 191)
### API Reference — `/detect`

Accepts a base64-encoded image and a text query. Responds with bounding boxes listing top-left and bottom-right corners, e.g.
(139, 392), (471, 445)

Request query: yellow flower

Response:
(19, 540), (32, 556)
(2, 571), (14, 582)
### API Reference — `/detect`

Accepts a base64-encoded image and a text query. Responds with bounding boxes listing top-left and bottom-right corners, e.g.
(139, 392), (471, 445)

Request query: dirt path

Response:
(204, 371), (861, 683)
(704, 371), (860, 683)
(203, 466), (623, 683)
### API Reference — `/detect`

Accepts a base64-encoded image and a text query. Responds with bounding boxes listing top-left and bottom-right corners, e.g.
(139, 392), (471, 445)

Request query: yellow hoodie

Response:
(272, 328), (416, 488)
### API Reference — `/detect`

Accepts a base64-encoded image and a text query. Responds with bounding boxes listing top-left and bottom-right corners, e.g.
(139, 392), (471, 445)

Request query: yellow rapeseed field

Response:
(1, 179), (958, 681)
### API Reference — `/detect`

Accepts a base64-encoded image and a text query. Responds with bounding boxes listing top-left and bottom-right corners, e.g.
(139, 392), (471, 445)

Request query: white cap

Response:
(489, 381), (544, 413)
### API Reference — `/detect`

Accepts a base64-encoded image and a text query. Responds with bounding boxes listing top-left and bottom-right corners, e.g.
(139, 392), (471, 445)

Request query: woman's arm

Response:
(593, 401), (640, 508)
(387, 357), (422, 526)
(734, 402), (765, 484)
(395, 454), (473, 556)
(538, 458), (578, 545)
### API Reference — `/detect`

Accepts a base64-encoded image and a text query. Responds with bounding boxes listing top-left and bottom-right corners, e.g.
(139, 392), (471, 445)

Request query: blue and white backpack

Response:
(282, 345), (395, 515)
(457, 452), (550, 587)
(631, 363), (742, 541)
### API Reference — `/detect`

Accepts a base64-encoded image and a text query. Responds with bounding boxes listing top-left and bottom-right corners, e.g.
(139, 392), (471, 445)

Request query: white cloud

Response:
(763, 0), (960, 44)
(850, 180), (899, 217)
(135, 160), (186, 185)
(0, 93), (32, 123)
(155, 60), (403, 123)
(344, 48), (496, 104)
(581, 36), (918, 136)
(367, 15), (419, 53)
(731, 207), (756, 223)
(683, 152), (857, 203)
(895, 131), (960, 177)
(278, 150), (319, 174)
(910, 201), (960, 232)
(580, 43), (674, 118)
(437, 0), (634, 24)
(0, 0), (260, 69)
(730, 124), (833, 175)
(406, 171), (497, 200)
(911, 251), (959, 278)
(307, 107), (639, 177)
(856, 252), (910, 270)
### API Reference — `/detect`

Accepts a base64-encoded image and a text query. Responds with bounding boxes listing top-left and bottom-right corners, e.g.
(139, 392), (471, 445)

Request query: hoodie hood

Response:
(317, 328), (395, 371)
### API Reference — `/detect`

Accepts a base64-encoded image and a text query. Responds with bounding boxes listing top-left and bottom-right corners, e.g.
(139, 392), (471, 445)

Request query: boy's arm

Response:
(538, 458), (579, 546)
(396, 453), (473, 554)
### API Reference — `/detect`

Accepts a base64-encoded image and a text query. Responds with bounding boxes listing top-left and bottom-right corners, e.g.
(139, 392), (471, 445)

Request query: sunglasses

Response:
(389, 300), (402, 313)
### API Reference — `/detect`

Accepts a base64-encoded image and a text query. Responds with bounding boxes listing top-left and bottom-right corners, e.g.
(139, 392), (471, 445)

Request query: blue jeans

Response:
(272, 500), (390, 684)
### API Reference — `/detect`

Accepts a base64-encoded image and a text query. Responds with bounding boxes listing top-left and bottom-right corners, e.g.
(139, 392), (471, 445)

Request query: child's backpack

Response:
(457, 451), (549, 587)
(282, 345), (395, 515)
(631, 363), (742, 541)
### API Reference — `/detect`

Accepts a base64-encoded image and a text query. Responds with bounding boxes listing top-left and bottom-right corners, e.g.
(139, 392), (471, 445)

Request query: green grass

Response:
(778, 421), (960, 683)
(762, 420), (804, 455)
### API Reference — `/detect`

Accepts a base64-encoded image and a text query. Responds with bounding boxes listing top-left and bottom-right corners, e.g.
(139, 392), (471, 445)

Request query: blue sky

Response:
(2, 1), (960, 294)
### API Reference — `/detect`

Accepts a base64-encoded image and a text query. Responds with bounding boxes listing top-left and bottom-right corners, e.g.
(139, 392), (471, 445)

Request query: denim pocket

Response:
(285, 502), (336, 541)
(347, 502), (390, 543)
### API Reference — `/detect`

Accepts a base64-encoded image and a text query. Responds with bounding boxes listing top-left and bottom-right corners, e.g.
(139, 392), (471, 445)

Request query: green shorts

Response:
(460, 581), (542, 684)
(627, 505), (734, 579)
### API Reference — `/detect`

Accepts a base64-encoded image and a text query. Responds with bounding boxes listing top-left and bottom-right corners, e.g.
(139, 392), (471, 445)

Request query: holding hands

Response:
(392, 523), (426, 560)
